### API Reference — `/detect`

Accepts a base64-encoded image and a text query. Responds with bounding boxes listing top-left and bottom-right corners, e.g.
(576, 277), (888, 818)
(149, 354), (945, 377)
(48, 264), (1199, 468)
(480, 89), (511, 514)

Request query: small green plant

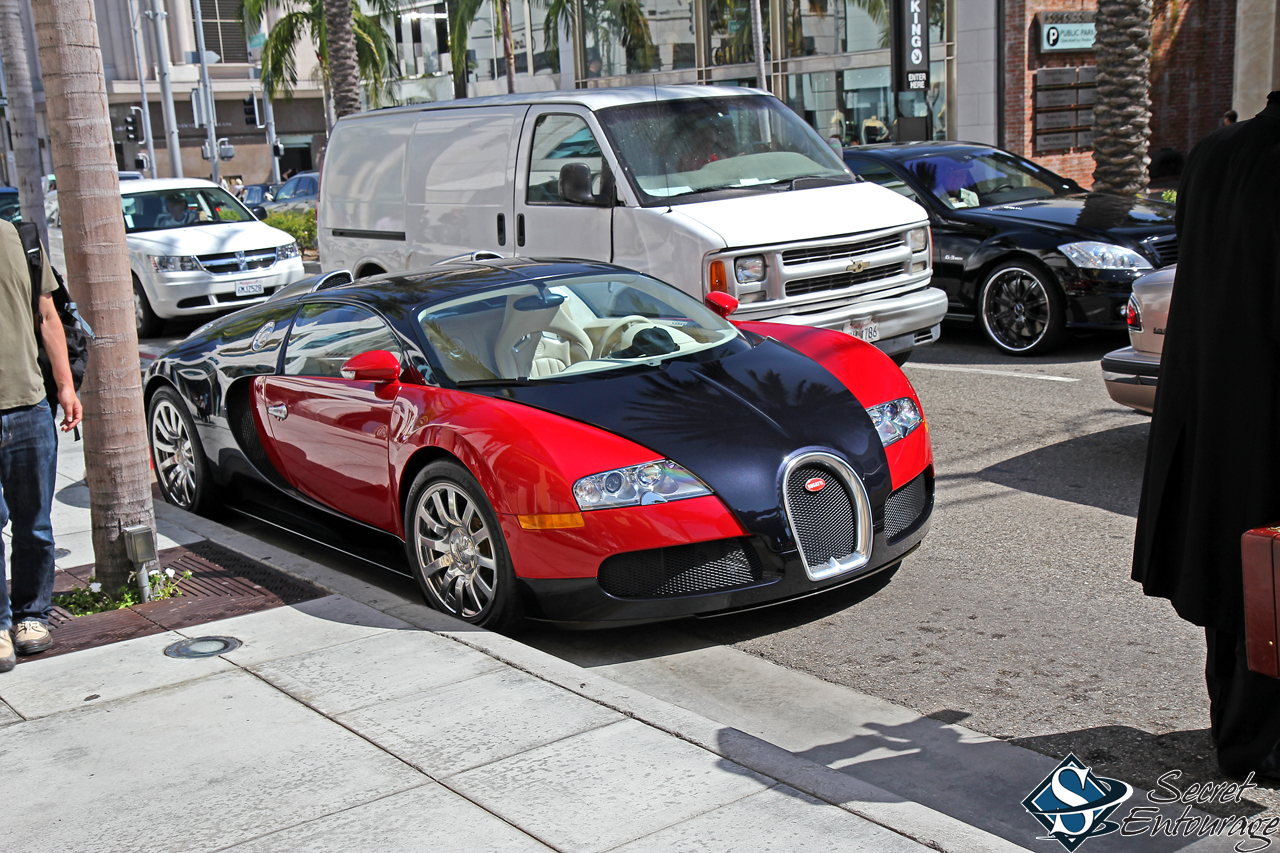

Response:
(1161, 189), (1177, 203)
(264, 209), (317, 249)
(55, 567), (192, 617)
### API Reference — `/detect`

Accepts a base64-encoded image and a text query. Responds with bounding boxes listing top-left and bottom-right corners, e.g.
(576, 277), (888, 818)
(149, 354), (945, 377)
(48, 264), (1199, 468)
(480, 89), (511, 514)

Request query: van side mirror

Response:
(559, 163), (597, 205)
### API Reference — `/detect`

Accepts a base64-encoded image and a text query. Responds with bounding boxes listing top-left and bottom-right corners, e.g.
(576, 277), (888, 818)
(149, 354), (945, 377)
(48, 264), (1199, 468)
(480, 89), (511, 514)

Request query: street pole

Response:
(126, 0), (157, 177)
(0, 48), (15, 186)
(262, 92), (280, 183)
(190, 0), (219, 183)
(149, 0), (181, 177)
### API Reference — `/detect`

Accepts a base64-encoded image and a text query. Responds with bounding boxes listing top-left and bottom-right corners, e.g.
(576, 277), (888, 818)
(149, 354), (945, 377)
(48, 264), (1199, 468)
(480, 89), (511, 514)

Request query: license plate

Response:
(235, 282), (264, 297)
(846, 320), (880, 343)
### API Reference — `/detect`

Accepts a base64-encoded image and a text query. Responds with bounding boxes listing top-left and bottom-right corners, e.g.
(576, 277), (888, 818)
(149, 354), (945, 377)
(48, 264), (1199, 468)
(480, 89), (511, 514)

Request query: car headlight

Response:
(734, 255), (766, 283)
(866, 397), (923, 447)
(572, 460), (712, 511)
(276, 241), (300, 260)
(149, 255), (200, 272)
(907, 227), (929, 252)
(1059, 241), (1153, 271)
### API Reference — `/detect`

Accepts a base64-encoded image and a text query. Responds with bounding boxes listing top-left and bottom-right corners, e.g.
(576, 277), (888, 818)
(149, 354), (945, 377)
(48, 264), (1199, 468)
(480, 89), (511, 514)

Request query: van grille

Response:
(198, 248), (278, 274)
(782, 235), (904, 266)
(785, 262), (905, 298)
(597, 538), (764, 599)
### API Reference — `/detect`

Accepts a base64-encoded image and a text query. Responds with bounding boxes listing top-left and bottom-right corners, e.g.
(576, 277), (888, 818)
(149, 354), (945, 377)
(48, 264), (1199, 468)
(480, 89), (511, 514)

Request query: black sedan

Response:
(843, 142), (1176, 355)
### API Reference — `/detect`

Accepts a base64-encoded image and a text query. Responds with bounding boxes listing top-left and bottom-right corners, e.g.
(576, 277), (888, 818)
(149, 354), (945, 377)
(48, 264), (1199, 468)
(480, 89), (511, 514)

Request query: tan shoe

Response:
(12, 621), (51, 655)
(0, 632), (14, 672)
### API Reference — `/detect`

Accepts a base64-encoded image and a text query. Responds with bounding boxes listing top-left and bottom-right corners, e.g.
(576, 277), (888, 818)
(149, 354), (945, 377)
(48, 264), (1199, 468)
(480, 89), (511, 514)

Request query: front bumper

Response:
(1101, 345), (1159, 414)
(740, 286), (949, 357)
(137, 258), (307, 319)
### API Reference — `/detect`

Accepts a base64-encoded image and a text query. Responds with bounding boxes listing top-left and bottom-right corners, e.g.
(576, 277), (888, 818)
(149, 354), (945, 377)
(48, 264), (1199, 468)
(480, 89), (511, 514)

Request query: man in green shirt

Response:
(0, 221), (82, 671)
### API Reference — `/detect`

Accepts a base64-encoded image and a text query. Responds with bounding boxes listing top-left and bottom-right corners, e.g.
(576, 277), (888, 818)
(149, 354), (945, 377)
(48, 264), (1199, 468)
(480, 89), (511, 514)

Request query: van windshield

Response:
(596, 95), (853, 205)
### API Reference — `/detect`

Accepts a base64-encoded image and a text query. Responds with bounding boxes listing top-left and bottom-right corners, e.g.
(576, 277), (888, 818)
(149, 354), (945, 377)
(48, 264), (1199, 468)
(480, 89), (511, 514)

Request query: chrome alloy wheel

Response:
(411, 483), (498, 619)
(134, 288), (144, 331)
(151, 399), (198, 508)
(981, 266), (1051, 352)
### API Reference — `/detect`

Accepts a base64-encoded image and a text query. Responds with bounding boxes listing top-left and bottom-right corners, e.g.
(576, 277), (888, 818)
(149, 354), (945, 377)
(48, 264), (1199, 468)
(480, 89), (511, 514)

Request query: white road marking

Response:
(904, 363), (1080, 383)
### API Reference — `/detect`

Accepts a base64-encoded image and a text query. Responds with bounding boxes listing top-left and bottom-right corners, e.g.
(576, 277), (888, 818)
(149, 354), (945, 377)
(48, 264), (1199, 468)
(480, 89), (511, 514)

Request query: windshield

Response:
(0, 193), (19, 223)
(596, 95), (852, 205)
(121, 187), (255, 233)
(418, 272), (745, 384)
(900, 150), (1077, 209)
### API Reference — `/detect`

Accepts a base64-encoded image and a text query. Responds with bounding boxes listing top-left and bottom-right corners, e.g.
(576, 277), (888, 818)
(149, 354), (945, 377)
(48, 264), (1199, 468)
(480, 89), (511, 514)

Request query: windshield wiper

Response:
(770, 175), (853, 191)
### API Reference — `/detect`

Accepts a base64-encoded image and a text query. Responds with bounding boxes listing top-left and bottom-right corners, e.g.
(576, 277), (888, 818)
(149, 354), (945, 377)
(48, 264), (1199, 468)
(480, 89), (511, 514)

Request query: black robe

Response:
(1132, 93), (1280, 633)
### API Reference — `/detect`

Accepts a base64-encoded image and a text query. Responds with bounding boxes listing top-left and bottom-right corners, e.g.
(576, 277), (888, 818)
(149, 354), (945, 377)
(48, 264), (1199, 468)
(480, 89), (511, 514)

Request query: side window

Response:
(282, 302), (404, 378)
(527, 114), (605, 204)
(299, 177), (318, 197)
(275, 178), (298, 200)
(845, 159), (920, 202)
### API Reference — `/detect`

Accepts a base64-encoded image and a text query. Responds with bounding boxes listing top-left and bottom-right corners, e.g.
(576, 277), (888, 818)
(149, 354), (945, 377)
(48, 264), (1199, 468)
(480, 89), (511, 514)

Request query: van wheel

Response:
(135, 278), (163, 339)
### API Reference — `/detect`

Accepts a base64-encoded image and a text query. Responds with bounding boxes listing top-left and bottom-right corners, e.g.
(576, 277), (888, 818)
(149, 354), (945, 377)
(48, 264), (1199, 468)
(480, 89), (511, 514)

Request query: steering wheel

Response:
(985, 183), (1015, 195)
(594, 315), (650, 358)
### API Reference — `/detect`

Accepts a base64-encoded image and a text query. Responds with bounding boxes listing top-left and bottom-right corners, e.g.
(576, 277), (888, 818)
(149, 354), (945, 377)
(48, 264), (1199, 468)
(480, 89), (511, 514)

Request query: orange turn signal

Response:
(709, 260), (728, 293)
(517, 512), (585, 530)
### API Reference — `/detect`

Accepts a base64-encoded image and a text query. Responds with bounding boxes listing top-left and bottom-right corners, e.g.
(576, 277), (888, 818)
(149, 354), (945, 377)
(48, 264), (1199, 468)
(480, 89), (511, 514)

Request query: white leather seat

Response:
(494, 295), (592, 379)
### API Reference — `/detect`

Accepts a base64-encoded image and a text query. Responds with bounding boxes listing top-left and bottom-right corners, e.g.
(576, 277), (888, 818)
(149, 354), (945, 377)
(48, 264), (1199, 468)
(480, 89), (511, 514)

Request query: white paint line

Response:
(904, 363), (1079, 383)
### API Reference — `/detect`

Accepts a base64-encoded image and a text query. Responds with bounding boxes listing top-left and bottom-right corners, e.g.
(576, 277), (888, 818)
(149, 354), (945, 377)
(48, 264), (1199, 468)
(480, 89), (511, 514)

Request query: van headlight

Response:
(573, 460), (712, 510)
(734, 255), (766, 283)
(1059, 241), (1153, 271)
(907, 227), (929, 252)
(149, 255), (200, 272)
(866, 398), (923, 447)
(276, 241), (301, 260)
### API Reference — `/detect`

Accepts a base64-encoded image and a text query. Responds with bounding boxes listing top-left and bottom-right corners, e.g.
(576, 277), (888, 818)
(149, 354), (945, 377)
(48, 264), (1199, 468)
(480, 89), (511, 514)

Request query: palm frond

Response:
(259, 10), (311, 98)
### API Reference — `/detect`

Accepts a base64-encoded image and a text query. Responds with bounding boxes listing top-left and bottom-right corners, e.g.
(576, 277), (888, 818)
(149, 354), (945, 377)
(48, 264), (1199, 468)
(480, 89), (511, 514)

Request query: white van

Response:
(319, 85), (947, 360)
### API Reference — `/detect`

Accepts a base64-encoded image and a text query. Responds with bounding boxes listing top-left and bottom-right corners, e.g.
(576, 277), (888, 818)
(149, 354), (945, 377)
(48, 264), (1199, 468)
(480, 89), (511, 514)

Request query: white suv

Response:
(123, 178), (306, 337)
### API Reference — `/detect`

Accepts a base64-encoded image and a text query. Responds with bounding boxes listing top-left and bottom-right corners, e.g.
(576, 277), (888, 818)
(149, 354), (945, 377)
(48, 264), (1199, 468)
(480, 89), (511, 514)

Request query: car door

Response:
(513, 108), (615, 262)
(257, 301), (405, 530)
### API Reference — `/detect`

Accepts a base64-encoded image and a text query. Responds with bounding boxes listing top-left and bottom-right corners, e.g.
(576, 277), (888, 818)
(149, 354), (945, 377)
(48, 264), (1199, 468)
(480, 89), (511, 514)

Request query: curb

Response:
(154, 500), (1031, 853)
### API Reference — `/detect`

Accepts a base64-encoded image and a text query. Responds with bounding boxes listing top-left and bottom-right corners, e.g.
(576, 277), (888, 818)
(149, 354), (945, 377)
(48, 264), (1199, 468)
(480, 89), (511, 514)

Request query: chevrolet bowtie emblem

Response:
(847, 259), (869, 273)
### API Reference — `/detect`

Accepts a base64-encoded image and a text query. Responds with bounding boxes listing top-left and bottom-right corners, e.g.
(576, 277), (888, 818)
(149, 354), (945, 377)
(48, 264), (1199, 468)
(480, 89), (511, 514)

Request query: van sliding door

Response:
(513, 108), (615, 263)
(404, 106), (528, 266)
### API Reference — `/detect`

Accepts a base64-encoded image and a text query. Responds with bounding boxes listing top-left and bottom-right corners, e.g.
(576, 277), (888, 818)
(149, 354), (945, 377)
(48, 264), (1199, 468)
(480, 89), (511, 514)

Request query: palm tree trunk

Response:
(0, 0), (48, 246)
(1092, 0), (1152, 194)
(323, 0), (362, 118)
(499, 0), (516, 93)
(31, 0), (154, 593)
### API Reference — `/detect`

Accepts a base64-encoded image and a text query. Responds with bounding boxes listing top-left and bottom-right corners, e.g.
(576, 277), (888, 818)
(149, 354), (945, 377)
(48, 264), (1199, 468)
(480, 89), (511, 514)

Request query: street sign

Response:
(247, 32), (266, 49)
(1039, 12), (1096, 53)
(891, 0), (930, 92)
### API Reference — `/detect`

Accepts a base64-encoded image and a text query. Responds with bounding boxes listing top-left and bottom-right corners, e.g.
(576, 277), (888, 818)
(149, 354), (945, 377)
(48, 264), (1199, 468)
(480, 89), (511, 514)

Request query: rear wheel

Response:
(148, 387), (219, 514)
(978, 261), (1067, 356)
(404, 460), (523, 631)
(134, 277), (163, 339)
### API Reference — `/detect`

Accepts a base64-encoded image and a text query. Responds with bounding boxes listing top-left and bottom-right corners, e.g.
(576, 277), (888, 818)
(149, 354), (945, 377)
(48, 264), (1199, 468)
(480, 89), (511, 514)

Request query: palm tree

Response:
(324, 0), (363, 117)
(0, 0), (47, 245)
(31, 0), (155, 594)
(1091, 0), (1152, 194)
(537, 0), (657, 77)
(240, 0), (400, 113)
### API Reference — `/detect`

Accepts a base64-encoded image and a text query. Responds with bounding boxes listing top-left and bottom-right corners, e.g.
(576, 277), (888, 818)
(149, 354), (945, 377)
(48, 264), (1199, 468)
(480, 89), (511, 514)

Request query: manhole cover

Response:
(164, 636), (241, 658)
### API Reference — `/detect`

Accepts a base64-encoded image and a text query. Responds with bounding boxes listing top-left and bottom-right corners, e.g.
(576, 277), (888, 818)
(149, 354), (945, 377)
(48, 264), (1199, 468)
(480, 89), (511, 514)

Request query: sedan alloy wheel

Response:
(979, 262), (1067, 355)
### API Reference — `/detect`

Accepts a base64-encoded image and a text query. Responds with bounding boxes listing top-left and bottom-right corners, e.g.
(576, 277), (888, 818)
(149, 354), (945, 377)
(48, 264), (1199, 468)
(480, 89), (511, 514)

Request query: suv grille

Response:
(782, 235), (904, 266)
(597, 538), (764, 599)
(786, 262), (905, 298)
(785, 463), (857, 565)
(198, 248), (278, 274)
(1146, 234), (1178, 267)
(884, 472), (930, 541)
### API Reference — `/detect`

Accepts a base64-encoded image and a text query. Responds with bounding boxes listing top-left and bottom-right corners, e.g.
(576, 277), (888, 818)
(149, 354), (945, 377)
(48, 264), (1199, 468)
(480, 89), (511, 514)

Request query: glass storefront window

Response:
(583, 0), (693, 76)
(784, 0), (941, 59)
(707, 0), (769, 68)
(785, 60), (945, 146)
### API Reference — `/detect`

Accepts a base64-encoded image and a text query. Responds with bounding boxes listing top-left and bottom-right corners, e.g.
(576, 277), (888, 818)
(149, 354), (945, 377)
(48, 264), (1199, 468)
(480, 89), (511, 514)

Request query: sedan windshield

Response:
(596, 95), (852, 204)
(418, 273), (744, 384)
(900, 150), (1077, 209)
(121, 187), (255, 233)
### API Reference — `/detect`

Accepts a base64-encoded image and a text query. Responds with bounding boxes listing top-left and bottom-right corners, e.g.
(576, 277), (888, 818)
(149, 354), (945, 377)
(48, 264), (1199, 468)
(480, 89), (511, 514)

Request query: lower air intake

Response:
(598, 538), (764, 599)
(884, 471), (930, 541)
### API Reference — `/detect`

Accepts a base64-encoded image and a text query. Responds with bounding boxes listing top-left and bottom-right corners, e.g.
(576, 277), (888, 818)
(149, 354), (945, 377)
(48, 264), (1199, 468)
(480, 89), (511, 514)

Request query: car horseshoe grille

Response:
(782, 452), (873, 581)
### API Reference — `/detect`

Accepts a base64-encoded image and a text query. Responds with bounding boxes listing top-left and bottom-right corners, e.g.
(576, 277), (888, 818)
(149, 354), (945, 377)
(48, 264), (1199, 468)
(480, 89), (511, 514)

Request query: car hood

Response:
(127, 221), (293, 255)
(668, 182), (926, 249)
(488, 338), (892, 553)
(954, 193), (1175, 239)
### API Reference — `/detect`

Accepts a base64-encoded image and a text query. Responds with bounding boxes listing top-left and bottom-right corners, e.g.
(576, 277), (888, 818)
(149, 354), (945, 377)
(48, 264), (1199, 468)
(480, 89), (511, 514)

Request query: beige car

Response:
(1101, 265), (1174, 414)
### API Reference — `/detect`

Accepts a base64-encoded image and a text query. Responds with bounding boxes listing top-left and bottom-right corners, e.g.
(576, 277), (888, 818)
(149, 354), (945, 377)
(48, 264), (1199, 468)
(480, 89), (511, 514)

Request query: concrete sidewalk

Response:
(0, 430), (1036, 852)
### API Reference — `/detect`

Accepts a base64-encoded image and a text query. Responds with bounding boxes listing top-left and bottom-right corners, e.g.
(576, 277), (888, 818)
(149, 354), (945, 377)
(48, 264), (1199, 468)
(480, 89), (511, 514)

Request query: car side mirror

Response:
(559, 163), (597, 205)
(341, 350), (401, 383)
(704, 292), (738, 319)
(251, 206), (267, 220)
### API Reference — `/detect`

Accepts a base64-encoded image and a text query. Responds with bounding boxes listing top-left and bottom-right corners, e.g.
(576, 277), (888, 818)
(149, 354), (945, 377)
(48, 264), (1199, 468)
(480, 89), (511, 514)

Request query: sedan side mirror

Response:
(704, 292), (738, 319)
(559, 163), (597, 205)
(341, 350), (401, 383)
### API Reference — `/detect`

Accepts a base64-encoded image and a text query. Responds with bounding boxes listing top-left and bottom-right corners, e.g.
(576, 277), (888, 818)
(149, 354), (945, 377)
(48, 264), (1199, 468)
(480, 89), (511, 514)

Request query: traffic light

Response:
(243, 95), (259, 126)
(124, 112), (138, 141)
(272, 141), (284, 158)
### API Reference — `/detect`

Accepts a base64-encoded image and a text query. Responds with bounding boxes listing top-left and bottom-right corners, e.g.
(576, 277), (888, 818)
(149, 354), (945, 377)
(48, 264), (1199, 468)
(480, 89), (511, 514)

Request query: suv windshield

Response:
(900, 150), (1078, 209)
(418, 272), (746, 384)
(121, 187), (254, 233)
(596, 95), (852, 205)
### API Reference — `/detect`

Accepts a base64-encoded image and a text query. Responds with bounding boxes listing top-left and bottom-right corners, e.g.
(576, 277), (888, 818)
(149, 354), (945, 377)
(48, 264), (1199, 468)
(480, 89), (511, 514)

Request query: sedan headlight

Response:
(276, 241), (301, 260)
(573, 460), (712, 511)
(149, 255), (200, 272)
(734, 255), (766, 283)
(866, 397), (923, 447)
(1059, 241), (1153, 271)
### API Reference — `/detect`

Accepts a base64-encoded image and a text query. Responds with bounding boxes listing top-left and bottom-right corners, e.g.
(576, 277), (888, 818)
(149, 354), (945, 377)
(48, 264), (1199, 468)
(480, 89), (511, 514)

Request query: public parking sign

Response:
(1040, 12), (1096, 52)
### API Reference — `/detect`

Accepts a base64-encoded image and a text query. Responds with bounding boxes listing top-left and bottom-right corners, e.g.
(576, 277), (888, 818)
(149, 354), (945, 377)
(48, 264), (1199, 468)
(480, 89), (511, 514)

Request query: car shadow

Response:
(979, 422), (1151, 517)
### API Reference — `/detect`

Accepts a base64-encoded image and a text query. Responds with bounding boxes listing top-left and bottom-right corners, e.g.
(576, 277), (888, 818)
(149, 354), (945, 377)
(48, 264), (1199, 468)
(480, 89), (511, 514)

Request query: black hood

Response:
(956, 193), (1175, 240)
(484, 339), (892, 554)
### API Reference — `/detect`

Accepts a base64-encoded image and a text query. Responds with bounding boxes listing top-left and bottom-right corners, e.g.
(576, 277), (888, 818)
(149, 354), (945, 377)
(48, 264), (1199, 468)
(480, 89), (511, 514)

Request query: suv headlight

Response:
(276, 241), (301, 260)
(149, 255), (200, 272)
(734, 255), (766, 283)
(866, 397), (923, 447)
(573, 460), (712, 510)
(1059, 241), (1153, 271)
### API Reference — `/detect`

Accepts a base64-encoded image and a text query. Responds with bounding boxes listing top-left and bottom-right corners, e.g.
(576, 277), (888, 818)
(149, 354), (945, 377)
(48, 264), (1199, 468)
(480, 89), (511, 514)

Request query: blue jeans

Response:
(0, 400), (58, 631)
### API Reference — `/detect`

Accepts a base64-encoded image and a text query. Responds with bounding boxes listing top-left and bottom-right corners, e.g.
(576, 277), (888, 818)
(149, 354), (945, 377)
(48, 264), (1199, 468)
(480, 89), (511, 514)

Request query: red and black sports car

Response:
(144, 259), (934, 629)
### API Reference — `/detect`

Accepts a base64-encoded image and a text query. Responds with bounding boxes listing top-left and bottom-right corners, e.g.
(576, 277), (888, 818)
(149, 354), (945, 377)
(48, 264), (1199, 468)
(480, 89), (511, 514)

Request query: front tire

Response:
(978, 261), (1067, 356)
(148, 387), (219, 514)
(404, 460), (523, 631)
(135, 278), (163, 339)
